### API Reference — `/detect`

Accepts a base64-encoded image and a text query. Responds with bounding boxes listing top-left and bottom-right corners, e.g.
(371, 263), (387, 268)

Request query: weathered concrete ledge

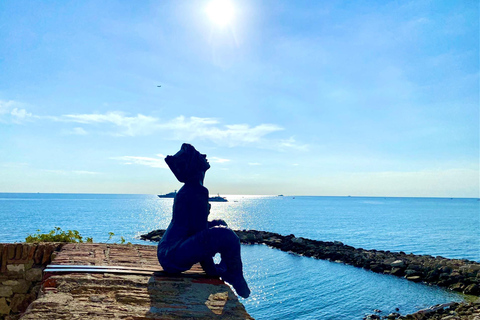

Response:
(1, 243), (253, 320)
(141, 229), (480, 296)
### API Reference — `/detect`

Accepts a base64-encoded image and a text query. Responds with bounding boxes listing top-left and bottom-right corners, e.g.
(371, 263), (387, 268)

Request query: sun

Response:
(205, 0), (235, 28)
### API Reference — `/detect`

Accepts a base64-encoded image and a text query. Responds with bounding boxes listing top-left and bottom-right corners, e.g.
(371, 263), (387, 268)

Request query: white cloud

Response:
(42, 169), (101, 175)
(11, 108), (33, 119)
(209, 157), (230, 163)
(0, 100), (15, 115)
(248, 162), (261, 166)
(112, 154), (168, 168)
(161, 116), (284, 147)
(71, 127), (88, 135)
(61, 111), (159, 136)
(0, 102), (305, 150)
(277, 137), (309, 151)
(0, 100), (35, 123)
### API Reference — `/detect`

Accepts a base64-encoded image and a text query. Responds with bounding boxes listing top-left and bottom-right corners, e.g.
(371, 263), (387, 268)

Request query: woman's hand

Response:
(208, 219), (228, 228)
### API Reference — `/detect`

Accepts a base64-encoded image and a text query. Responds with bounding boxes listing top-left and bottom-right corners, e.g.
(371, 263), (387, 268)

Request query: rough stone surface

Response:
(0, 298), (10, 315)
(6, 265), (24, 274)
(24, 269), (42, 282)
(0, 287), (13, 297)
(21, 243), (253, 320)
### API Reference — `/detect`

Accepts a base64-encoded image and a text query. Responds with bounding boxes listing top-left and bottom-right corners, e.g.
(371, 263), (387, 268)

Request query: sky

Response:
(0, 0), (478, 197)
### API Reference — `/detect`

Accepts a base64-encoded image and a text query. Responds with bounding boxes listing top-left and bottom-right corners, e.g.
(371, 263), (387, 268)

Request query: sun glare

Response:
(206, 0), (235, 28)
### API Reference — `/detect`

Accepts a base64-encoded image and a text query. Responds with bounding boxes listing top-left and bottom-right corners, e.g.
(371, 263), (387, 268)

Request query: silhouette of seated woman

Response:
(157, 143), (250, 298)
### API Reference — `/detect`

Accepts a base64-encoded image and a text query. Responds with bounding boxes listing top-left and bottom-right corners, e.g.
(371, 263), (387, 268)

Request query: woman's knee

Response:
(209, 226), (239, 246)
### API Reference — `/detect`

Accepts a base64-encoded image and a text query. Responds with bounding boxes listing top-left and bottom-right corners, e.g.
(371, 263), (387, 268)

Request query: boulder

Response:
(390, 260), (405, 268)
(464, 283), (480, 295)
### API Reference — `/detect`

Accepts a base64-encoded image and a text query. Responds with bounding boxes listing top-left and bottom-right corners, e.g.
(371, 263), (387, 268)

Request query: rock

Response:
(464, 283), (480, 295)
(405, 269), (420, 276)
(391, 260), (405, 268)
(449, 282), (465, 291)
(6, 264), (25, 273)
(291, 237), (305, 245)
(10, 279), (30, 294)
(25, 268), (43, 282)
(10, 293), (27, 313)
(387, 312), (400, 319)
(0, 286), (13, 297)
(405, 276), (422, 282)
(0, 297), (10, 314)
(391, 268), (404, 276)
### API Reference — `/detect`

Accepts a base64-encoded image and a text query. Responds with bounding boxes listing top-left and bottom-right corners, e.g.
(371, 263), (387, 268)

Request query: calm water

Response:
(1, 193), (478, 319)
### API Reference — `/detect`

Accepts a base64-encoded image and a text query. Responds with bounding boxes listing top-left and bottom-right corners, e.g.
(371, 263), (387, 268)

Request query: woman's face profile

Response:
(166, 144), (210, 183)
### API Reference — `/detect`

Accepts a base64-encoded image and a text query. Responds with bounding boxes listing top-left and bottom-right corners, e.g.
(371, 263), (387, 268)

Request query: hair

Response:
(165, 143), (208, 183)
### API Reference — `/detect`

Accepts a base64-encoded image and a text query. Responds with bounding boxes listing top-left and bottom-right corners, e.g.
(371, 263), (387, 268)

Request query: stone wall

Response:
(0, 243), (63, 320)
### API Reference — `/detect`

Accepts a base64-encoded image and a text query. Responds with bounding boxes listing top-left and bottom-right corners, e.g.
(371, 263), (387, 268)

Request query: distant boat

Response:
(278, 194), (284, 197)
(209, 194), (228, 202)
(158, 190), (177, 198)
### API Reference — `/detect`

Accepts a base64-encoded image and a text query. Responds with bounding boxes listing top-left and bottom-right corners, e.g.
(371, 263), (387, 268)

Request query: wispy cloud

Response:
(42, 169), (101, 175)
(161, 116), (284, 147)
(112, 154), (168, 168)
(248, 162), (261, 166)
(0, 100), (15, 115)
(209, 157), (230, 163)
(277, 137), (309, 151)
(0, 100), (35, 123)
(1, 103), (306, 150)
(65, 127), (88, 135)
(61, 111), (159, 136)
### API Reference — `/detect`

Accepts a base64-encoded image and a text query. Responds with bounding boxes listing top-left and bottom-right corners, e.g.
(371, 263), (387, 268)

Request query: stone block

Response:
(25, 268), (43, 282)
(42, 245), (54, 265)
(27, 245), (37, 260)
(21, 244), (31, 261)
(0, 297), (10, 315)
(7, 245), (15, 260)
(24, 261), (34, 271)
(14, 244), (23, 260)
(6, 264), (24, 274)
(1, 246), (7, 273)
(33, 246), (43, 265)
(0, 286), (13, 297)
(10, 293), (26, 313)
(12, 280), (30, 294)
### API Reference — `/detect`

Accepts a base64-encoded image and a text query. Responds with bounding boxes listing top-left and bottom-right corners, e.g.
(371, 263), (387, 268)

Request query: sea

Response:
(1, 193), (479, 319)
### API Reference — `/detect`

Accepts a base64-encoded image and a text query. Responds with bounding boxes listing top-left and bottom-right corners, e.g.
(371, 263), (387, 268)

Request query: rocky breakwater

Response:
(141, 229), (480, 297)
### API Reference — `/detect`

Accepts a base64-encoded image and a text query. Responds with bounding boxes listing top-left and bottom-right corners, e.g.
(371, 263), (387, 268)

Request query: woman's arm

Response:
(208, 219), (228, 228)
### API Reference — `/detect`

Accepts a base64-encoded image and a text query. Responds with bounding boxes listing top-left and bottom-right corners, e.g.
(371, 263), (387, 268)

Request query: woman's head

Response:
(165, 143), (210, 183)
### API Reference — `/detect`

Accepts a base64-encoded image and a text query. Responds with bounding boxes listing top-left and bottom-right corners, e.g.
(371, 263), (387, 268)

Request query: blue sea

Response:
(1, 193), (479, 319)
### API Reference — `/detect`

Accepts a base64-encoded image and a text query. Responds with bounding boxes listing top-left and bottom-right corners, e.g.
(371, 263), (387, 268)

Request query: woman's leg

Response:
(171, 227), (250, 298)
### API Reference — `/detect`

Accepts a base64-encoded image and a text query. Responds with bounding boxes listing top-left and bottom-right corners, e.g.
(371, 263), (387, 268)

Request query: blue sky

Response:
(0, 0), (478, 197)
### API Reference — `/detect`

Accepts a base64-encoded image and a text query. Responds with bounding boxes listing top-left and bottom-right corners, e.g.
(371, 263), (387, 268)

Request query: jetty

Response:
(0, 243), (253, 320)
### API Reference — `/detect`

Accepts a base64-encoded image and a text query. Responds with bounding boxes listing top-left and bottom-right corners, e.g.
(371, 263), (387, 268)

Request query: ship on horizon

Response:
(157, 190), (177, 198)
